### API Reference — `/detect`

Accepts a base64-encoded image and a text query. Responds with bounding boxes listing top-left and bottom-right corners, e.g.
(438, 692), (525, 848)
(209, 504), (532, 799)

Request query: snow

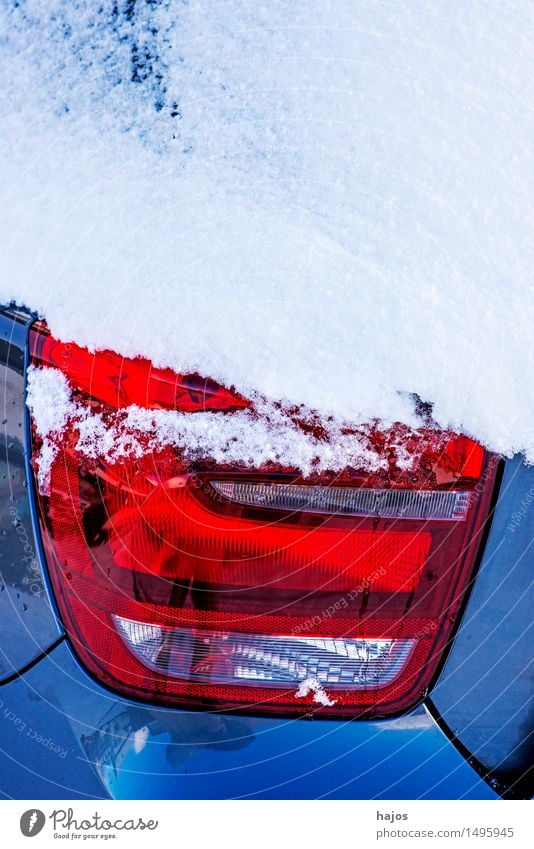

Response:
(2, 2), (534, 463)
(295, 677), (336, 708)
(27, 364), (393, 494)
(25, 365), (75, 494)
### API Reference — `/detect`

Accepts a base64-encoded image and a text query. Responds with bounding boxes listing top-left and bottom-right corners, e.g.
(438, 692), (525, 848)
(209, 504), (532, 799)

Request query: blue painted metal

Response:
(0, 640), (495, 799)
(431, 455), (534, 798)
(0, 307), (62, 682)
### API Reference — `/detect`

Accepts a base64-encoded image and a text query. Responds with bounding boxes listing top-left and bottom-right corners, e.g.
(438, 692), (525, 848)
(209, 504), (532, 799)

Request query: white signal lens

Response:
(211, 481), (470, 521)
(113, 615), (415, 689)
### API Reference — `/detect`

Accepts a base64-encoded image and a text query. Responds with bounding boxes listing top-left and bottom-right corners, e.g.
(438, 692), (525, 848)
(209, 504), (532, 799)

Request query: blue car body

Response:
(0, 305), (532, 800)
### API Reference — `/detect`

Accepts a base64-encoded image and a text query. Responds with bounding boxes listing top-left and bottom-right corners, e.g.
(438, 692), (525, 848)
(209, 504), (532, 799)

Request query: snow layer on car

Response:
(30, 365), (453, 495)
(1, 2), (533, 462)
(27, 365), (391, 493)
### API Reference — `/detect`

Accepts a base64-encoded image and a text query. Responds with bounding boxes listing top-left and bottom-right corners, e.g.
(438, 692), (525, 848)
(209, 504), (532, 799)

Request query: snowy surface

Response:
(27, 365), (390, 493)
(29, 365), (449, 494)
(295, 677), (336, 708)
(1, 2), (534, 461)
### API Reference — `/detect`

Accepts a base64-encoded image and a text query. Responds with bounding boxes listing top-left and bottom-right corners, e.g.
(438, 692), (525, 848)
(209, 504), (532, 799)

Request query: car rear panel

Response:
(0, 308), (62, 682)
(430, 454), (534, 798)
(0, 639), (495, 799)
(0, 304), (531, 799)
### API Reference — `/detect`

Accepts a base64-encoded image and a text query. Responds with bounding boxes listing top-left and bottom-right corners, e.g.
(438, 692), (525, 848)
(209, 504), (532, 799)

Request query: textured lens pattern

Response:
(113, 615), (414, 688)
(211, 481), (470, 521)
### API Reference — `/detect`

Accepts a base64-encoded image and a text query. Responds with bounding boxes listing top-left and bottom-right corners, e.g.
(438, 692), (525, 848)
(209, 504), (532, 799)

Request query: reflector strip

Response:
(211, 481), (471, 521)
(113, 615), (415, 688)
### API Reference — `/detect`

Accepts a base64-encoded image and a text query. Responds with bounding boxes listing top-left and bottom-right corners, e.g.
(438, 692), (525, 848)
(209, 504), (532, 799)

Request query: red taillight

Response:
(29, 322), (498, 716)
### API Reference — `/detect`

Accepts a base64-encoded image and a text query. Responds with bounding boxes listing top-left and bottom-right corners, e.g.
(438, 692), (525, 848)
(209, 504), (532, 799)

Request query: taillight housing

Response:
(28, 322), (498, 717)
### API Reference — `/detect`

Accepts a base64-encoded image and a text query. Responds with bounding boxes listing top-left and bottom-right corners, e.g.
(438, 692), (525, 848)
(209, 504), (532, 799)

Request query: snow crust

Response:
(295, 677), (336, 708)
(2, 2), (534, 461)
(28, 365), (392, 493)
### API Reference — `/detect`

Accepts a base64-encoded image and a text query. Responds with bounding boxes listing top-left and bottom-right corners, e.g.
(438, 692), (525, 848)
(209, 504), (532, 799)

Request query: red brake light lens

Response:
(29, 322), (498, 716)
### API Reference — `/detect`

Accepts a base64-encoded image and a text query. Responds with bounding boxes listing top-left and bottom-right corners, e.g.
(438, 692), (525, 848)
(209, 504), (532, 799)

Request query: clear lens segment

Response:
(211, 481), (471, 521)
(113, 615), (415, 689)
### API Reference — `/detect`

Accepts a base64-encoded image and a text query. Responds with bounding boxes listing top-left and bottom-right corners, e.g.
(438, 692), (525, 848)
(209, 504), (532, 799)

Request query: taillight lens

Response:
(29, 322), (498, 716)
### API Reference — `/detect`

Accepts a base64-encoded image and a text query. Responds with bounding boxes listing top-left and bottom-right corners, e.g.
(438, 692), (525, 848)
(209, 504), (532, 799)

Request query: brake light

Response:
(28, 322), (498, 716)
